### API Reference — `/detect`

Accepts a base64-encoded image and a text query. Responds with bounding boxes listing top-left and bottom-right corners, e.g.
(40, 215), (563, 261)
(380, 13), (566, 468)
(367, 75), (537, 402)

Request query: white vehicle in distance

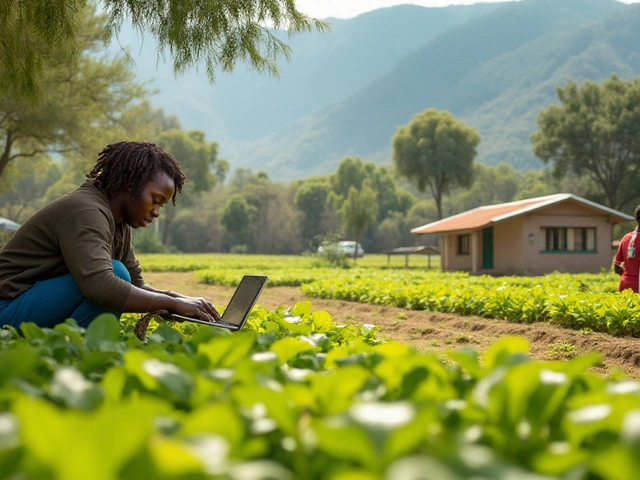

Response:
(317, 241), (364, 258)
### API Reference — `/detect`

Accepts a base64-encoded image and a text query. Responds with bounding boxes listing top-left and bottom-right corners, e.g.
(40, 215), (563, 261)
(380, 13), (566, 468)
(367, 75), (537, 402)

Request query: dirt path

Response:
(146, 272), (640, 379)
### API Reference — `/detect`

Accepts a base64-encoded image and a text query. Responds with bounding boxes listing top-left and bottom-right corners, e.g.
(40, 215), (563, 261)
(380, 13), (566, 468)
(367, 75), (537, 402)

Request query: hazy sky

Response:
(296, 0), (640, 19)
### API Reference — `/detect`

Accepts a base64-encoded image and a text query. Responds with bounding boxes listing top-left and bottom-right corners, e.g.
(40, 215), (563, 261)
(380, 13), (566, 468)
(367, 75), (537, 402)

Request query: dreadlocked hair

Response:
(86, 141), (186, 204)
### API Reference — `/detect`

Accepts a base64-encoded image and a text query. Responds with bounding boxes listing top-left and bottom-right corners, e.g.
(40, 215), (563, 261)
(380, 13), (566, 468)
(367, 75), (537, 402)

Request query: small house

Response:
(411, 194), (633, 275)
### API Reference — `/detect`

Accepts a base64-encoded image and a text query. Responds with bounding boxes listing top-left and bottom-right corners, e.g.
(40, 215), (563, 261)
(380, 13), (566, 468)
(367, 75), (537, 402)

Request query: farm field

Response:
(144, 271), (640, 379)
(139, 253), (640, 377)
(139, 253), (640, 337)
(3, 253), (640, 478)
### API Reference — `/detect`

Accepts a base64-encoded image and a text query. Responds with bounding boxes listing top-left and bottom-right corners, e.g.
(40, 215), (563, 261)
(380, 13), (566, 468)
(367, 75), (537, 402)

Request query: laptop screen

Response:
(221, 275), (268, 325)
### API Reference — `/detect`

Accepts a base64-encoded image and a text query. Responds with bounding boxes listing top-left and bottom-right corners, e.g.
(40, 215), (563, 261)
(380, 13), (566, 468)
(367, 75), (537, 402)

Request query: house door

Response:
(482, 227), (494, 270)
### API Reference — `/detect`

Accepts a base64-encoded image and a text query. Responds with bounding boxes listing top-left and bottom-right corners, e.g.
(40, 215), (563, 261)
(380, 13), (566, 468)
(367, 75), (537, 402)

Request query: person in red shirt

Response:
(614, 205), (640, 292)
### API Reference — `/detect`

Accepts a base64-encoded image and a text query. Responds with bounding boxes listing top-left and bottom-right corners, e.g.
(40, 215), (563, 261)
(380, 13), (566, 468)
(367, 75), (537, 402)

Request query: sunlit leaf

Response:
(312, 310), (333, 331)
(84, 314), (121, 351)
(269, 337), (316, 364)
(20, 322), (45, 342)
(14, 397), (155, 480)
(482, 336), (530, 370)
(291, 301), (312, 316)
(147, 324), (184, 344)
(181, 403), (244, 449)
(142, 359), (193, 402)
(149, 437), (203, 477)
(0, 345), (40, 388)
(198, 332), (256, 368)
(49, 367), (103, 410)
(228, 459), (293, 480)
(313, 418), (379, 468)
(389, 455), (461, 480)
(54, 319), (85, 346)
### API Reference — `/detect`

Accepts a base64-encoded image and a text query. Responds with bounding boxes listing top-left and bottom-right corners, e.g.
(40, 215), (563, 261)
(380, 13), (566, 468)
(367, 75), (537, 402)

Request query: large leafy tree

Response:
(531, 74), (640, 211)
(393, 109), (480, 219)
(330, 156), (414, 220)
(330, 157), (369, 198)
(2, 0), (328, 100)
(0, 8), (148, 181)
(341, 181), (378, 263)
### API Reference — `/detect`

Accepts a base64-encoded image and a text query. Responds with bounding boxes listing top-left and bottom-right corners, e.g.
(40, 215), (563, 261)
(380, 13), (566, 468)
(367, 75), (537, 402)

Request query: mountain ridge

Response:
(114, 3), (500, 159)
(232, 0), (637, 180)
(115, 0), (639, 181)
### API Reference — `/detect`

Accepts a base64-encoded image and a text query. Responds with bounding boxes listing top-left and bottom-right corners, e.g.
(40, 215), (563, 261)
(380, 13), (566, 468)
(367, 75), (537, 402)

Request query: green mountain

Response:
(116, 3), (498, 146)
(209, 3), (500, 141)
(232, 0), (638, 180)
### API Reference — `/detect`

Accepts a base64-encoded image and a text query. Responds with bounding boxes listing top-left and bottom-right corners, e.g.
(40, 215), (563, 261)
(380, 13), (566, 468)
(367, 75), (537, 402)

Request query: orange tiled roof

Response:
(411, 194), (632, 235)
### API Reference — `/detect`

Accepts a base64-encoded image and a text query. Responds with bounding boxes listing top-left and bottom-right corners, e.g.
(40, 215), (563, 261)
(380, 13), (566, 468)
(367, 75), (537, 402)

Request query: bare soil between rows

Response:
(146, 272), (640, 379)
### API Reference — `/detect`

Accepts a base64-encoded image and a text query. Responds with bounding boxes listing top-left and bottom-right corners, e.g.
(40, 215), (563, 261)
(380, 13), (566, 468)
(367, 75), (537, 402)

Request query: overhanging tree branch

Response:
(2, 0), (329, 101)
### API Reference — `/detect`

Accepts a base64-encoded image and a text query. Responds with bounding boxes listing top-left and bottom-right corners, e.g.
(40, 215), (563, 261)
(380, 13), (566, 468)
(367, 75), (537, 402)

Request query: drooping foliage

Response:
(1, 0), (328, 100)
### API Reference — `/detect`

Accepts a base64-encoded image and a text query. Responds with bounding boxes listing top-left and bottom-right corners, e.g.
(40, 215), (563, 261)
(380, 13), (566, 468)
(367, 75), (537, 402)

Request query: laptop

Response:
(171, 274), (268, 330)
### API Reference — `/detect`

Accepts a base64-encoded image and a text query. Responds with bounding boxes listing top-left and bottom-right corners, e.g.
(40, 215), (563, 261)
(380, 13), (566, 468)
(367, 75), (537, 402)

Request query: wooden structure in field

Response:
(385, 245), (440, 268)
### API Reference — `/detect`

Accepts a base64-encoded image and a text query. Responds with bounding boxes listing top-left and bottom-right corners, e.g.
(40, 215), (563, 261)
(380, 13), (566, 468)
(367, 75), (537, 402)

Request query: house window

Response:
(540, 227), (596, 252)
(457, 234), (470, 255)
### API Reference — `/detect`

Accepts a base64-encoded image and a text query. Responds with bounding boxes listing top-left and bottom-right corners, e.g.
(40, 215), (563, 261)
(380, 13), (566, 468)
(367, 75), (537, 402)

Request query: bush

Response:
(230, 243), (249, 254)
(133, 229), (176, 254)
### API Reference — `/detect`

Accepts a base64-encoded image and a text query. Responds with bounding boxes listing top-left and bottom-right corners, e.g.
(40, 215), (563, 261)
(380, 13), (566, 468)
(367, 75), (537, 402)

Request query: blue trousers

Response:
(0, 260), (131, 329)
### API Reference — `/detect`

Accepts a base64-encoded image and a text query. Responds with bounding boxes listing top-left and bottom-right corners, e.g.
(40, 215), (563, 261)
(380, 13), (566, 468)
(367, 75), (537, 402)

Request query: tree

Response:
(157, 129), (227, 243)
(229, 168), (270, 191)
(329, 156), (414, 220)
(0, 8), (148, 181)
(294, 180), (331, 247)
(243, 183), (303, 254)
(369, 166), (415, 221)
(2, 0), (328, 101)
(341, 181), (378, 263)
(221, 194), (257, 250)
(453, 163), (521, 212)
(0, 156), (61, 222)
(392, 109), (480, 219)
(330, 157), (368, 198)
(531, 75), (640, 211)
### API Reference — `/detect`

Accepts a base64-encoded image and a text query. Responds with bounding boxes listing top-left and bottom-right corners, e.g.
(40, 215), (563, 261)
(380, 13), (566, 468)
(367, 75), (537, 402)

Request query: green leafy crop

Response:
(1, 302), (639, 479)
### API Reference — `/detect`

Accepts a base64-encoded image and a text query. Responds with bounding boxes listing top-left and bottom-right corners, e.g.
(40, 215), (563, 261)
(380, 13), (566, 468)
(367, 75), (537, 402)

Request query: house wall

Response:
(441, 219), (527, 274)
(519, 203), (615, 275)
(442, 234), (473, 272)
(439, 201), (620, 275)
(488, 217), (525, 275)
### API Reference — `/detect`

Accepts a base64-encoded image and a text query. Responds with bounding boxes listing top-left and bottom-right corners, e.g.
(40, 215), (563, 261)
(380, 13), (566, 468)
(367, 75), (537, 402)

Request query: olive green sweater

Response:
(0, 181), (144, 312)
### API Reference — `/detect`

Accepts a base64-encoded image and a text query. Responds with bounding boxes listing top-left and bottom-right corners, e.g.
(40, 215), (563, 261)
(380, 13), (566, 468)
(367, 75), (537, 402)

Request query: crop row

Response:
(1, 304), (640, 479)
(138, 253), (313, 272)
(137, 253), (440, 272)
(194, 265), (639, 336)
(193, 268), (402, 287)
(194, 266), (617, 290)
(301, 275), (640, 336)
